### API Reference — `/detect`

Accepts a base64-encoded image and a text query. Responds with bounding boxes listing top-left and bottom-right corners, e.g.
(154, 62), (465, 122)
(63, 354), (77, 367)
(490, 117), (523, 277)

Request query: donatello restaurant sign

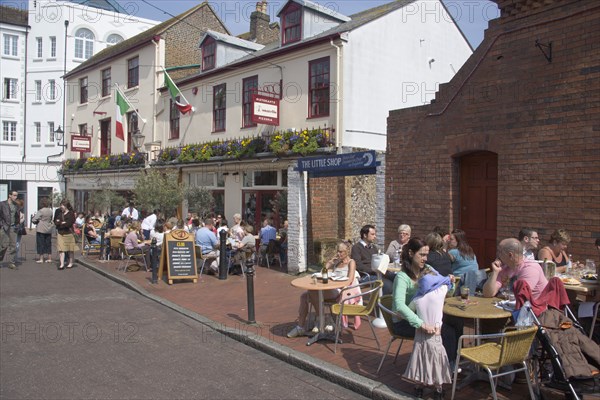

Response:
(251, 94), (279, 126)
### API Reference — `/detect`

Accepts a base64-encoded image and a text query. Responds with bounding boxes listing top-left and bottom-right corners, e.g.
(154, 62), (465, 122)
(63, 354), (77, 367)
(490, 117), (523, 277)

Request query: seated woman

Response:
(84, 216), (100, 245)
(287, 242), (358, 337)
(124, 221), (151, 268)
(230, 225), (256, 272)
(424, 232), (453, 276)
(448, 228), (478, 277)
(537, 229), (572, 274)
(107, 220), (127, 238)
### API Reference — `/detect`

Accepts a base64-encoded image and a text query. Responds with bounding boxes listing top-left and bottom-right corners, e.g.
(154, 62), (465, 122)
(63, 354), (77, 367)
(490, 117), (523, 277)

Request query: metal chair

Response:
(330, 280), (383, 353)
(196, 245), (217, 277)
(119, 242), (148, 272)
(450, 326), (538, 400)
(376, 294), (414, 374)
(107, 236), (123, 260)
(81, 234), (102, 257)
(257, 240), (282, 269)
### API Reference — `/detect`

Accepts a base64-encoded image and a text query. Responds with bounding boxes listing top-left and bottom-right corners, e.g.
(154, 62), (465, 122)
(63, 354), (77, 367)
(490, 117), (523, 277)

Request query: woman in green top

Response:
(392, 238), (437, 337)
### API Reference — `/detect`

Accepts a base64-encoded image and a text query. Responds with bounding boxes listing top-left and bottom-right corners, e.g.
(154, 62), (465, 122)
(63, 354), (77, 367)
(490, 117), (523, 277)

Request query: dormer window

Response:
(202, 37), (216, 71)
(281, 3), (301, 45)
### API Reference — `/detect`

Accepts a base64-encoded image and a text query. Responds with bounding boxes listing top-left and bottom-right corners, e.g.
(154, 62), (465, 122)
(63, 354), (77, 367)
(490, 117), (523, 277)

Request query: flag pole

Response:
(115, 83), (147, 124)
(162, 67), (191, 106)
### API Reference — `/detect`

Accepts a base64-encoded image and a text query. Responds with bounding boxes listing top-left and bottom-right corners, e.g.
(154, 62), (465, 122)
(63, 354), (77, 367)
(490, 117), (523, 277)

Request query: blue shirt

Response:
(449, 248), (479, 276)
(195, 227), (217, 254)
(259, 224), (277, 244)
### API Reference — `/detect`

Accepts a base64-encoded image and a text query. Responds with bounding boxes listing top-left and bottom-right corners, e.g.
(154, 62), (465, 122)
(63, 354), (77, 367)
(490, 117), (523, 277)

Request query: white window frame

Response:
(3, 34), (18, 57)
(49, 36), (56, 58)
(74, 28), (94, 60)
(2, 121), (17, 142)
(48, 122), (55, 143)
(36, 37), (43, 58)
(106, 33), (123, 46)
(3, 78), (18, 100)
(48, 79), (56, 101)
(34, 80), (42, 102)
(34, 122), (41, 143)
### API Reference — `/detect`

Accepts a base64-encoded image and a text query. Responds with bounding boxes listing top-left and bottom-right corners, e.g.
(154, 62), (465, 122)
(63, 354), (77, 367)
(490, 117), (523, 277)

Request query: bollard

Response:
(150, 237), (158, 284)
(99, 227), (106, 260)
(218, 229), (228, 280)
(245, 255), (256, 323)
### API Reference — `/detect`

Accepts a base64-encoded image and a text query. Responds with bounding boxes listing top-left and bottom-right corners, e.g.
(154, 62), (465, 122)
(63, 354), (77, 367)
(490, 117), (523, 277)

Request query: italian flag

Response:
(115, 90), (129, 141)
(164, 71), (193, 114)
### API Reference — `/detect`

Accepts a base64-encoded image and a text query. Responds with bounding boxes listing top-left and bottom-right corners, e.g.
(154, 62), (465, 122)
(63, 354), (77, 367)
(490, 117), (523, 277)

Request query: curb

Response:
(76, 258), (414, 400)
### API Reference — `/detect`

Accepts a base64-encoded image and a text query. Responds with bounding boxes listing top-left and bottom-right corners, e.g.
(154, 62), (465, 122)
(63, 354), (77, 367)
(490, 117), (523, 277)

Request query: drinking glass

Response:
(460, 287), (469, 302)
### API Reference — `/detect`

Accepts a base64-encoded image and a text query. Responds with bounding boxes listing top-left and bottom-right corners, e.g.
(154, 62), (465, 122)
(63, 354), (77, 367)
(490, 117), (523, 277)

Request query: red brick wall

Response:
(307, 176), (345, 262)
(386, 0), (600, 263)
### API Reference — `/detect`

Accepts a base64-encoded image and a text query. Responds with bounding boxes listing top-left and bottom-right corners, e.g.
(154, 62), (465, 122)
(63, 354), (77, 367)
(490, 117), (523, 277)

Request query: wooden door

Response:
(459, 152), (498, 268)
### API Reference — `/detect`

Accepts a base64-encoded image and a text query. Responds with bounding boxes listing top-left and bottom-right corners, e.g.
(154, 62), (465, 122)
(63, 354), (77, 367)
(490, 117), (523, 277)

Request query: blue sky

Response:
(120, 0), (500, 48)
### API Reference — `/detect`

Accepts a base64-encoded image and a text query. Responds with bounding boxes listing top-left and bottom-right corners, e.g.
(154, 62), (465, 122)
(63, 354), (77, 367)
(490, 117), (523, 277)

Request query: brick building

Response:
(385, 0), (600, 266)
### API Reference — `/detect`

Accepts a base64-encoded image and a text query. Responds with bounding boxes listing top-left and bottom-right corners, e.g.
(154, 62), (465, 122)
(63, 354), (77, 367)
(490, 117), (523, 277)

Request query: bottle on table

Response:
(321, 264), (329, 284)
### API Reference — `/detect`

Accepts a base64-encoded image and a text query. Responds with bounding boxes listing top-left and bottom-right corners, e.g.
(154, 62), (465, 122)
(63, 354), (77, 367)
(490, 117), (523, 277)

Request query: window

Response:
(34, 80), (42, 102)
(50, 36), (56, 58)
(101, 68), (111, 97)
(48, 122), (55, 142)
(2, 121), (17, 142)
(169, 98), (180, 139)
(36, 37), (43, 58)
(201, 37), (215, 71)
(127, 57), (139, 88)
(48, 79), (56, 101)
(213, 84), (226, 132)
(3, 78), (18, 100)
(281, 3), (301, 45)
(34, 122), (41, 143)
(127, 112), (138, 151)
(242, 76), (258, 128)
(308, 57), (330, 118)
(74, 28), (94, 59)
(79, 77), (88, 104)
(106, 34), (123, 46)
(254, 171), (278, 186)
(78, 123), (87, 136)
(3, 34), (18, 56)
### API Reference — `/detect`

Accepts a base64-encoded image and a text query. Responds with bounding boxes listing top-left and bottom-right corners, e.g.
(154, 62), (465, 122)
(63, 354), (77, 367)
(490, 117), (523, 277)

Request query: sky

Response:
(120, 0), (500, 48)
(0, 0), (500, 48)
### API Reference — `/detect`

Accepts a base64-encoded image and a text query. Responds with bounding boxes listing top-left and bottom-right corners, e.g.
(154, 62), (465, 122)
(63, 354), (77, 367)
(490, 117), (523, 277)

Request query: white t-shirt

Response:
(141, 214), (157, 231)
(121, 207), (139, 220)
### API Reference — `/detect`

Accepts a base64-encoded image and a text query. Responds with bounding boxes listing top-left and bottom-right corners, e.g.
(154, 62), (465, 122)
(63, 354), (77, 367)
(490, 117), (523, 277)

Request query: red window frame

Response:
(101, 68), (111, 97)
(213, 84), (226, 132)
(281, 3), (301, 45)
(202, 37), (216, 71)
(308, 57), (330, 118)
(169, 98), (180, 139)
(242, 75), (258, 128)
(127, 57), (139, 88)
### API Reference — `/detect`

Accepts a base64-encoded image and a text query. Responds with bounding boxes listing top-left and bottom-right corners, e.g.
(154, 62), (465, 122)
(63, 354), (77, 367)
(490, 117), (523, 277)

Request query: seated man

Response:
(195, 218), (219, 274)
(84, 217), (101, 245)
(483, 238), (548, 300)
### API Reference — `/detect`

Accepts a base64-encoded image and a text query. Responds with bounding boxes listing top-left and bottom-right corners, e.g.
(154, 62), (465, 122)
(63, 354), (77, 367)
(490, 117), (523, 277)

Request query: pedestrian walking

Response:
(54, 199), (78, 270)
(32, 197), (54, 263)
(0, 190), (20, 269)
(14, 198), (26, 262)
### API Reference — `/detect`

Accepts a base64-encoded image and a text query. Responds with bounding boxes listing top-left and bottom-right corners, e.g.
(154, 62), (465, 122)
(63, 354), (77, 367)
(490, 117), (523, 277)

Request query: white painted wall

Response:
(342, 0), (472, 150)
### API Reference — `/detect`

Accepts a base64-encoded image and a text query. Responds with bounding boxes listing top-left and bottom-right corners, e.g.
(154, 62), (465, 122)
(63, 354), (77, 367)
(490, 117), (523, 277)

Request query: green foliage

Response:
(87, 186), (127, 215)
(52, 191), (73, 208)
(269, 191), (288, 221)
(133, 169), (185, 218)
(184, 186), (215, 220)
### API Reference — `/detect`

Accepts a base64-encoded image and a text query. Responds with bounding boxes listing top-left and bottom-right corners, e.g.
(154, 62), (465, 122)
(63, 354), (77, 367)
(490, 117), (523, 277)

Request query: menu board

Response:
(158, 229), (198, 284)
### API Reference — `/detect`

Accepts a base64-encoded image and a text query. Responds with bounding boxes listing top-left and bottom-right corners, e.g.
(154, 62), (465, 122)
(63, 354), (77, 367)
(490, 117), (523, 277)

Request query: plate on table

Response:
(561, 277), (581, 286)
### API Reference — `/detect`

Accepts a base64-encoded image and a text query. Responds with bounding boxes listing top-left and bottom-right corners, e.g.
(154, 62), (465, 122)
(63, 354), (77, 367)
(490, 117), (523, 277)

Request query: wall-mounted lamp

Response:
(222, 172), (230, 176)
(55, 126), (67, 149)
(132, 129), (145, 151)
(232, 172), (239, 176)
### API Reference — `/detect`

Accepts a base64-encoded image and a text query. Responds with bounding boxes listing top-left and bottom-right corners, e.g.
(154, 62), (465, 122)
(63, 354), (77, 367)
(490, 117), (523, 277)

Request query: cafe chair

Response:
(196, 245), (217, 277)
(330, 280), (383, 354)
(450, 326), (538, 400)
(82, 234), (102, 258)
(376, 294), (414, 374)
(257, 240), (282, 270)
(118, 242), (148, 273)
(108, 236), (124, 260)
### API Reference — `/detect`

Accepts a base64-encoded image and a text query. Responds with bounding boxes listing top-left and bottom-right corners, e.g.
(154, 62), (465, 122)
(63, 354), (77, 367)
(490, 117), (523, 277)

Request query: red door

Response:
(459, 152), (498, 268)
(242, 191), (281, 234)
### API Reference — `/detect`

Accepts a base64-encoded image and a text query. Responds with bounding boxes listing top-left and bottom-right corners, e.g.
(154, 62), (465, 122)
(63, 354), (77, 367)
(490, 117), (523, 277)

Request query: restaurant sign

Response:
(251, 94), (279, 126)
(297, 150), (379, 177)
(71, 135), (91, 152)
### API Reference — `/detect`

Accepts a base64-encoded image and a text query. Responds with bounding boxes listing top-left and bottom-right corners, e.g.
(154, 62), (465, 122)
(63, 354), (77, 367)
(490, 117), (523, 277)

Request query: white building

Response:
(0, 0), (158, 222)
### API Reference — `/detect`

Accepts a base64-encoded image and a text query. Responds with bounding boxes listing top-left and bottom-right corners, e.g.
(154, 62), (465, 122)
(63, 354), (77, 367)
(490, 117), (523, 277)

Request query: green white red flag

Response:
(164, 71), (193, 114)
(115, 89), (129, 140)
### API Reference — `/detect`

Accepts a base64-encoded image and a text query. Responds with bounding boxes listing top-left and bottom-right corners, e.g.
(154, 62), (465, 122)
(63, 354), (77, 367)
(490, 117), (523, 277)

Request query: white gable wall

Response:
(301, 8), (343, 39)
(341, 0), (472, 151)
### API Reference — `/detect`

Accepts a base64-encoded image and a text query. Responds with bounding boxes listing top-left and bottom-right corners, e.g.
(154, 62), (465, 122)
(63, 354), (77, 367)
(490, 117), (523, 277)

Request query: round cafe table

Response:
(291, 275), (349, 346)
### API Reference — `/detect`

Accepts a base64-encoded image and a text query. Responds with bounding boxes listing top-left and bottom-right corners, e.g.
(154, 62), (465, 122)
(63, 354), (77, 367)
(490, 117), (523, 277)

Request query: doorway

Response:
(100, 119), (111, 155)
(242, 190), (283, 234)
(459, 151), (498, 268)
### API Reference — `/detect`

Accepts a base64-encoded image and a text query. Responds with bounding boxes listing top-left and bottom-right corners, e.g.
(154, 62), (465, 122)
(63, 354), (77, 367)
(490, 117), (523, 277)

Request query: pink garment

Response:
(340, 282), (362, 330)
(514, 277), (570, 316)
(496, 259), (548, 300)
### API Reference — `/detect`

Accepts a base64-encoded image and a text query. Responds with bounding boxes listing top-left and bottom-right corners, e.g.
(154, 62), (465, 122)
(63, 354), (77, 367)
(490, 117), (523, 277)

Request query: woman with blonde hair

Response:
(537, 229), (572, 274)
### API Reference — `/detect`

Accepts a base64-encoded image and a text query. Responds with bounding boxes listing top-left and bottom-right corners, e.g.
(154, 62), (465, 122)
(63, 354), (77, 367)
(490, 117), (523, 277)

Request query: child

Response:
(404, 267), (452, 399)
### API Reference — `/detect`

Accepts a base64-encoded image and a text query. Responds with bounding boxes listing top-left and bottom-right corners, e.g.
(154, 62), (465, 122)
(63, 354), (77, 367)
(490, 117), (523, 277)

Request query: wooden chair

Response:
(376, 294), (414, 374)
(450, 326), (538, 400)
(108, 236), (124, 260)
(330, 280), (383, 353)
(118, 242), (148, 272)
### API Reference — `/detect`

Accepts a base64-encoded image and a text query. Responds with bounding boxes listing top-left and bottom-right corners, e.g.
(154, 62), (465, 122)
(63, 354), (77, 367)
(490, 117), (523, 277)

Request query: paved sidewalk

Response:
(67, 247), (538, 400)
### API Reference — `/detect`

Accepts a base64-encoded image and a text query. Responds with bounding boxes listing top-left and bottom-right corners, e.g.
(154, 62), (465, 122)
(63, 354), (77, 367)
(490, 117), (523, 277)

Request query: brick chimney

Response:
(249, 1), (273, 44)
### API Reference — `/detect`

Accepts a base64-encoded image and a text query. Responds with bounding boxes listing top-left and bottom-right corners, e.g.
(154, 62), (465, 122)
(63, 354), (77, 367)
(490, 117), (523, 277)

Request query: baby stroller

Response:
(515, 279), (600, 399)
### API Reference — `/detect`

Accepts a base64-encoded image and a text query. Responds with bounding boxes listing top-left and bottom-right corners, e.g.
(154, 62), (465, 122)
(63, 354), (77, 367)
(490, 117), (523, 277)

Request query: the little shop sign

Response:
(297, 150), (379, 177)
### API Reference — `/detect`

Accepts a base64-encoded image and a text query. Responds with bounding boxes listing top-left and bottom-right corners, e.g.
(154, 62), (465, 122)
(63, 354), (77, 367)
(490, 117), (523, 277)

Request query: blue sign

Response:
(297, 151), (379, 177)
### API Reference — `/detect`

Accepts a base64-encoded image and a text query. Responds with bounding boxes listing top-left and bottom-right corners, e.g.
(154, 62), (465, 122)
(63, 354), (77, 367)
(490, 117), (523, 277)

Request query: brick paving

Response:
(81, 255), (537, 400)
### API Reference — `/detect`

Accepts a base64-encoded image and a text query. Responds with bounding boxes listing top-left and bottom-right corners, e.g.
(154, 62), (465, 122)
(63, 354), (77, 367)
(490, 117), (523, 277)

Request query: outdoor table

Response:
(291, 275), (349, 346)
(563, 281), (600, 302)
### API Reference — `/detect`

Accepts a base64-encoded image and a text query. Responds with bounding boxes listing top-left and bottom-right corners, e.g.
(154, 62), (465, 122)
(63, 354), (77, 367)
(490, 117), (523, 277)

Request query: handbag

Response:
(17, 223), (27, 236)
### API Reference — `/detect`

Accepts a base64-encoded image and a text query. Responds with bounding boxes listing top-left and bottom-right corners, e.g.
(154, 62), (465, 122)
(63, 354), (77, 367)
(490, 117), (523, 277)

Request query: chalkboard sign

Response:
(158, 229), (198, 284)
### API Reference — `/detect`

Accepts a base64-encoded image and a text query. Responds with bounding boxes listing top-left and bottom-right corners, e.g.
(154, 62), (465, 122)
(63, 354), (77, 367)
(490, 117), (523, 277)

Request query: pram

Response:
(515, 278), (600, 399)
